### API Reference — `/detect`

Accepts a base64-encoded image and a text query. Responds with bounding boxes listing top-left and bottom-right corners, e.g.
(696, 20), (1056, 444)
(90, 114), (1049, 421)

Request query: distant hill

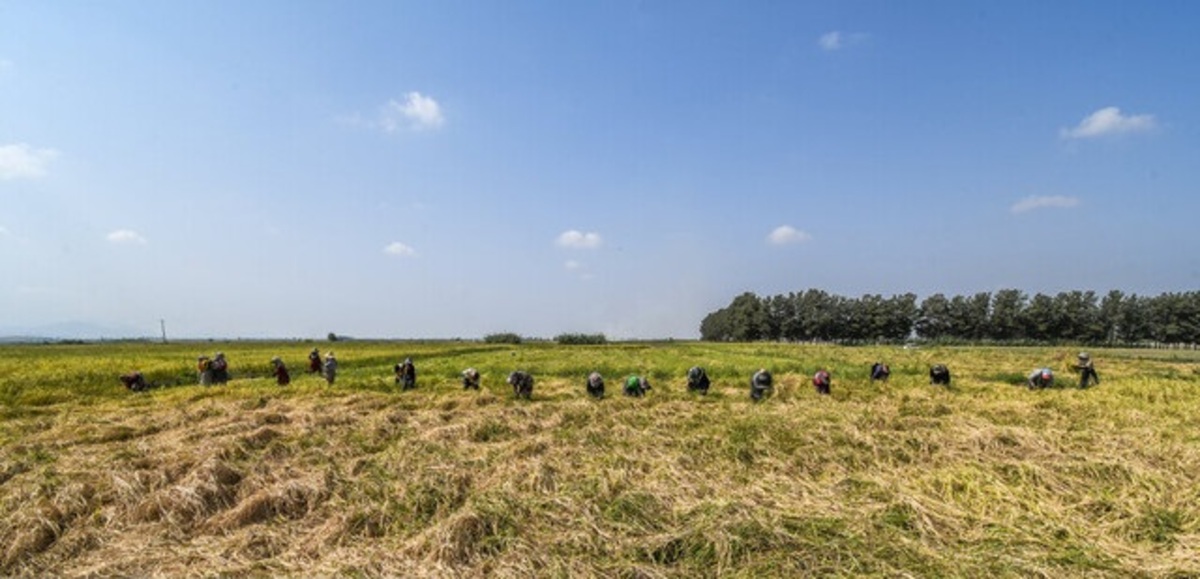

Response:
(0, 335), (52, 344)
(0, 321), (150, 342)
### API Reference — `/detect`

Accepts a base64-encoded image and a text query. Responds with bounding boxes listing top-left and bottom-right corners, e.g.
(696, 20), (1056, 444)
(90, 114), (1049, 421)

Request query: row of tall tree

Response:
(699, 289), (1200, 345)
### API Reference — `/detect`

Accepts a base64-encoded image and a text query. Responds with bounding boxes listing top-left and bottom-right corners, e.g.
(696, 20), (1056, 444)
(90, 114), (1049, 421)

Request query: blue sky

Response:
(2, 1), (1198, 339)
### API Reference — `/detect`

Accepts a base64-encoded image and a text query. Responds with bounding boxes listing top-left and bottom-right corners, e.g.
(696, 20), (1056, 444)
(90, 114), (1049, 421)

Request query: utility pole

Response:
(160, 319), (168, 344)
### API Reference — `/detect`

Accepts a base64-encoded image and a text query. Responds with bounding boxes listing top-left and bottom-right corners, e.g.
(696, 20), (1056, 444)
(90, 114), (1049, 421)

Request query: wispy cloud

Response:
(1060, 106), (1156, 139)
(0, 143), (59, 180)
(0, 225), (29, 245)
(556, 230), (603, 249)
(383, 241), (417, 257)
(381, 92), (445, 132)
(818, 31), (868, 51)
(1011, 195), (1080, 214)
(767, 225), (812, 245)
(107, 229), (147, 244)
(563, 259), (594, 281)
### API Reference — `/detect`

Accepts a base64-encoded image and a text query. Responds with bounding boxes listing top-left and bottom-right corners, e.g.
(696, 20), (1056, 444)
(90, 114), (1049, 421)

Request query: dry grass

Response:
(1, 342), (1199, 577)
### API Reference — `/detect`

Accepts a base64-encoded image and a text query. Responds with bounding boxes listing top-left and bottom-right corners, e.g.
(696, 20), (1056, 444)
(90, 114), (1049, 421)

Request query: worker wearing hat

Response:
(395, 357), (417, 390)
(1028, 367), (1054, 389)
(271, 356), (290, 386)
(751, 368), (774, 401)
(308, 348), (322, 373)
(462, 367), (481, 390)
(1074, 352), (1100, 389)
(323, 351), (338, 385)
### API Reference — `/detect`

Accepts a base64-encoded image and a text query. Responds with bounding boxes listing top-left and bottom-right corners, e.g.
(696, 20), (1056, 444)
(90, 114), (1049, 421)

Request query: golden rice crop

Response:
(1, 341), (1198, 577)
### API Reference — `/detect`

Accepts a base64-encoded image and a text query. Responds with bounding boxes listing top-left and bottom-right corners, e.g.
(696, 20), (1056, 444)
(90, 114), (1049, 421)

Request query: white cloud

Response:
(106, 229), (147, 244)
(819, 31), (843, 51)
(383, 241), (417, 257)
(381, 92), (444, 132)
(556, 230), (603, 249)
(1010, 195), (1081, 214)
(1060, 106), (1156, 139)
(767, 225), (812, 245)
(0, 143), (59, 180)
(819, 31), (867, 51)
(564, 258), (594, 281)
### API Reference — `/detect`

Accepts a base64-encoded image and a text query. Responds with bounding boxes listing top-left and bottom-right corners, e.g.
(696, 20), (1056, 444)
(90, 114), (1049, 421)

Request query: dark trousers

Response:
(1079, 368), (1099, 388)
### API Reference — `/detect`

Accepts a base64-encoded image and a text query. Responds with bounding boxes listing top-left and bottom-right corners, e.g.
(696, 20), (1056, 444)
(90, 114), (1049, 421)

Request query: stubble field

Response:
(1, 341), (1198, 577)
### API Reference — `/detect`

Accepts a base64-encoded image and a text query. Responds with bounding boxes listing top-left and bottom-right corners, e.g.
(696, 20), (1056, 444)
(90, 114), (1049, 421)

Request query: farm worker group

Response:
(585, 374), (649, 397)
(395, 358), (416, 390)
(1026, 352), (1100, 390)
(119, 348), (1102, 398)
(196, 352), (229, 386)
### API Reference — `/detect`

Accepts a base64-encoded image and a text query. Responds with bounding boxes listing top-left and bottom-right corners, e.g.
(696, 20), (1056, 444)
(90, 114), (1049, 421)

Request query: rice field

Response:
(1, 341), (1199, 577)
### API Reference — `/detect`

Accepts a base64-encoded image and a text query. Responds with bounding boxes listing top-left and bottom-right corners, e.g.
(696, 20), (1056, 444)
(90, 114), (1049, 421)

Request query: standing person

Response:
(1027, 367), (1054, 389)
(870, 362), (890, 382)
(813, 369), (832, 396)
(1074, 352), (1100, 389)
(198, 355), (214, 386)
(323, 352), (338, 385)
(750, 369), (773, 402)
(462, 367), (481, 390)
(586, 372), (605, 399)
(624, 375), (650, 397)
(507, 371), (534, 399)
(211, 352), (229, 384)
(687, 366), (710, 395)
(271, 357), (290, 386)
(929, 364), (952, 386)
(395, 358), (417, 390)
(120, 371), (149, 392)
(307, 348), (322, 374)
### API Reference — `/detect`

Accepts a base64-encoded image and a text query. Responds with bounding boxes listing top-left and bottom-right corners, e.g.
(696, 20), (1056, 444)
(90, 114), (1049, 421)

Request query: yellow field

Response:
(1, 342), (1198, 577)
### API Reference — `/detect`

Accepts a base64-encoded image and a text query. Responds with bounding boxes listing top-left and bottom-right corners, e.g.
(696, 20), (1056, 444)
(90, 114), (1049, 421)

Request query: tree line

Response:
(699, 289), (1200, 345)
(484, 332), (609, 345)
